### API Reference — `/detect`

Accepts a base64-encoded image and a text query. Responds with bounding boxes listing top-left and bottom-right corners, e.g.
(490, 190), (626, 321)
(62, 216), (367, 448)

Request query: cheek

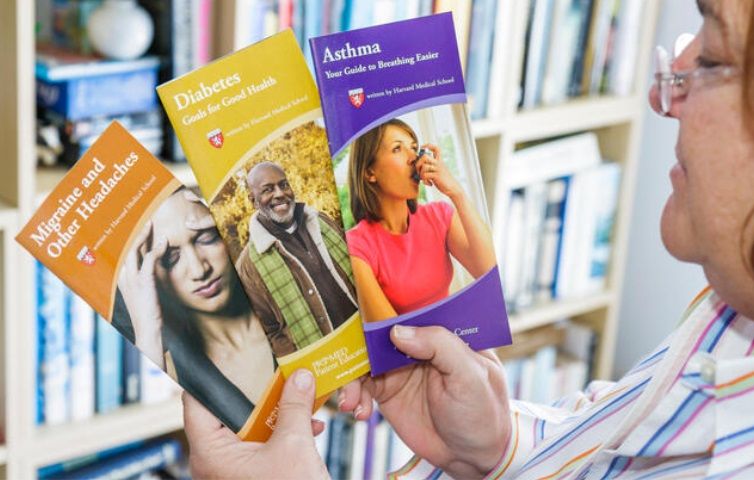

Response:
(157, 266), (189, 301)
(679, 107), (754, 263)
(205, 244), (230, 272)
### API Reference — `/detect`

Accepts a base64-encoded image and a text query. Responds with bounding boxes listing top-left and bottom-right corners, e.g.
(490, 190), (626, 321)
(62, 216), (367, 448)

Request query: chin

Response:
(660, 198), (700, 263)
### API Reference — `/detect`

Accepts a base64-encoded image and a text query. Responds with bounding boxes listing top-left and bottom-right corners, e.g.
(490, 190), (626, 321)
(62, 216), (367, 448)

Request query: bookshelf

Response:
(31, 397), (183, 468)
(0, 0), (661, 477)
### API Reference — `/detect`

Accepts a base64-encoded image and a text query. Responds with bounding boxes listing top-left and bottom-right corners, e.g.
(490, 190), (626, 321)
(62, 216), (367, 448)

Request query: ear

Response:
(365, 167), (377, 184)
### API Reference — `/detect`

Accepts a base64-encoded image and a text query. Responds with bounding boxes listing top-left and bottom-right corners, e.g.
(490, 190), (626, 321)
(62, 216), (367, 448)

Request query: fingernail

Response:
(393, 325), (416, 339)
(294, 369), (313, 391)
(337, 391), (346, 409)
(353, 405), (364, 420)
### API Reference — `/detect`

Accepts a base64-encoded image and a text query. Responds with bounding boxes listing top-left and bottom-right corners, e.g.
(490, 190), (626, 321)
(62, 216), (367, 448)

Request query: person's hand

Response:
(117, 220), (168, 368)
(414, 144), (463, 199)
(339, 326), (511, 479)
(183, 369), (330, 480)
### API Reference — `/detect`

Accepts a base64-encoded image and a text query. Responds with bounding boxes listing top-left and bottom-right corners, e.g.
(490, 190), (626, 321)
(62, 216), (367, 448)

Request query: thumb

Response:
(390, 325), (473, 376)
(271, 369), (316, 438)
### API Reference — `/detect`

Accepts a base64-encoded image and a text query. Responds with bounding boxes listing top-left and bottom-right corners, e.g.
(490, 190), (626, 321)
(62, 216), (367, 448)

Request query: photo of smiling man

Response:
(235, 161), (358, 357)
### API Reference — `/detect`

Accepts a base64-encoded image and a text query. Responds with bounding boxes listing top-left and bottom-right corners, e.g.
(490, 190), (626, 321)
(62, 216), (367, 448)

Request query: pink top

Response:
(346, 201), (455, 314)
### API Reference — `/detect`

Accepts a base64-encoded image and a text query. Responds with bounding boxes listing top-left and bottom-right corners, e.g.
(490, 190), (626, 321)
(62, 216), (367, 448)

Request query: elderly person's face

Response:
(652, 0), (754, 315)
(151, 190), (234, 314)
(248, 165), (296, 227)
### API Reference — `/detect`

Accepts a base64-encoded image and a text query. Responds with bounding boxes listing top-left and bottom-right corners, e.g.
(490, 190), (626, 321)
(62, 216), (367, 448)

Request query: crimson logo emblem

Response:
(348, 88), (365, 108)
(77, 246), (96, 266)
(207, 128), (224, 148)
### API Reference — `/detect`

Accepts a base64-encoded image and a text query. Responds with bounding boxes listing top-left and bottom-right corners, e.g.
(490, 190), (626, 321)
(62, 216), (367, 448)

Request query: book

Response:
(556, 162), (621, 298)
(17, 122), (293, 442)
(35, 48), (160, 121)
(38, 440), (146, 479)
(310, 13), (511, 375)
(138, 0), (196, 161)
(48, 438), (183, 480)
(157, 30), (370, 398)
(465, 0), (498, 119)
(535, 178), (568, 301)
(36, 262), (69, 425)
(121, 337), (142, 404)
(68, 290), (96, 420)
(95, 314), (123, 414)
(505, 132), (602, 188)
(521, 0), (555, 108)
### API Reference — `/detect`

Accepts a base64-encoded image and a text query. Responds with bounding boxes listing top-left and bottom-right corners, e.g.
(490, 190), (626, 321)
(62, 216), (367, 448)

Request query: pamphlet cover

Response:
(310, 13), (512, 375)
(156, 30), (370, 395)
(17, 122), (288, 441)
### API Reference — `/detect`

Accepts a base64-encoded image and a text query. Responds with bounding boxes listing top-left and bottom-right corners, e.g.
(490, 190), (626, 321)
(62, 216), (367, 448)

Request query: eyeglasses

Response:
(654, 33), (740, 115)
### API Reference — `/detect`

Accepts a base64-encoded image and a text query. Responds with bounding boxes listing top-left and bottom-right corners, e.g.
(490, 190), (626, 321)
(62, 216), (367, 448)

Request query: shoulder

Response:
(346, 219), (376, 244)
(235, 242), (264, 276)
(346, 220), (378, 263)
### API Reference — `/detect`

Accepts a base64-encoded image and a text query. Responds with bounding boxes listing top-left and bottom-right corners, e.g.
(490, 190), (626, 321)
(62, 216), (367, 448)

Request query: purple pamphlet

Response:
(311, 13), (511, 376)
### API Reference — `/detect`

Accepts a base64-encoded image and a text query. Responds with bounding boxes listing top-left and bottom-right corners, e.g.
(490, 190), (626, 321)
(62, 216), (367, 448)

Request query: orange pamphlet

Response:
(16, 122), (324, 442)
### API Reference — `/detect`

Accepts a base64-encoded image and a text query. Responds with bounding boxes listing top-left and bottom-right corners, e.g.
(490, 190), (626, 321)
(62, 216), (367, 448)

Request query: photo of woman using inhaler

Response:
(115, 187), (274, 431)
(346, 118), (497, 322)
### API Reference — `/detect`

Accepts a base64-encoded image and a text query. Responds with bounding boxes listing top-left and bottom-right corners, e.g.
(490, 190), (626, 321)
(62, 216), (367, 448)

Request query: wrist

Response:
(447, 188), (467, 205)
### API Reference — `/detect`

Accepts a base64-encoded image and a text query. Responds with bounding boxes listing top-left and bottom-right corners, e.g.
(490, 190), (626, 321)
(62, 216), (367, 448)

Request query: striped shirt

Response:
(392, 289), (754, 479)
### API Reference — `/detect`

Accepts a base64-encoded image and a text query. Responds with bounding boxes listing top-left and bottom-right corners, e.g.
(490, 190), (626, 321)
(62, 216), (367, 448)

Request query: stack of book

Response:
(501, 132), (622, 312)
(35, 0), (217, 165)
(36, 262), (180, 426)
(498, 322), (596, 404)
(314, 408), (415, 480)
(35, 46), (163, 167)
(227, 0), (502, 120)
(37, 438), (187, 480)
(519, 0), (645, 109)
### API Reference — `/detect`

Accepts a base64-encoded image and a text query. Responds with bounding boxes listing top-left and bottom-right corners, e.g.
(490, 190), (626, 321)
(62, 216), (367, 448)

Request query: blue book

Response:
(551, 175), (572, 297)
(37, 261), (70, 425)
(347, 0), (374, 30)
(304, 0), (324, 68)
(292, 0), (307, 45)
(465, 0), (498, 119)
(121, 338), (142, 405)
(68, 290), (96, 421)
(38, 440), (145, 479)
(95, 315), (123, 414)
(35, 51), (159, 121)
(48, 438), (183, 480)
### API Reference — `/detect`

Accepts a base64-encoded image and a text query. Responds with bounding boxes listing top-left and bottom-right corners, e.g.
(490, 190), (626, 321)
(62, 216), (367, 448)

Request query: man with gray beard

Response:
(235, 162), (357, 357)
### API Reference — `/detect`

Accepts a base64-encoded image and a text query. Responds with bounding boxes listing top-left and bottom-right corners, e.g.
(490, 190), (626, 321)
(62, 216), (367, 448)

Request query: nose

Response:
(648, 82), (668, 117)
(272, 184), (289, 199)
(651, 34), (701, 119)
(185, 246), (211, 280)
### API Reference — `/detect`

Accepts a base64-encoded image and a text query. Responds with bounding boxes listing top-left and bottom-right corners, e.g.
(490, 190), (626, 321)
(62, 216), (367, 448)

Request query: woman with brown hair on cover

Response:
(346, 118), (497, 322)
(115, 187), (274, 431)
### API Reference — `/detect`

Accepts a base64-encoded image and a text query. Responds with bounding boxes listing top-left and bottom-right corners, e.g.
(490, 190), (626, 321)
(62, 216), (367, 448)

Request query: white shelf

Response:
(509, 291), (615, 335)
(0, 445), (7, 465)
(471, 119), (505, 138)
(36, 162), (196, 200)
(0, 201), (17, 231)
(31, 397), (183, 468)
(509, 96), (642, 142)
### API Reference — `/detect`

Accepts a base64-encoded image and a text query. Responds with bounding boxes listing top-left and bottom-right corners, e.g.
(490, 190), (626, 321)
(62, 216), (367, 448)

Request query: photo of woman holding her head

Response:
(114, 187), (275, 431)
(346, 118), (497, 322)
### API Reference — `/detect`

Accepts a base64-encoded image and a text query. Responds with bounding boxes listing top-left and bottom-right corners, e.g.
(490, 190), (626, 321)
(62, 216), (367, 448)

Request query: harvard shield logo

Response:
(77, 246), (96, 266)
(348, 88), (365, 108)
(207, 128), (224, 148)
